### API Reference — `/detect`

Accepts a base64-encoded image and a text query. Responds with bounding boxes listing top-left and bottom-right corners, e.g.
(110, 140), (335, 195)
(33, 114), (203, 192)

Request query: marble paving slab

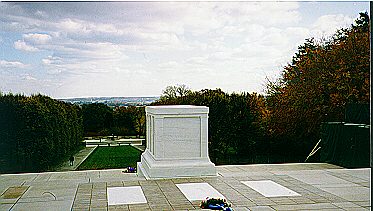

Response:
(241, 180), (301, 197)
(176, 182), (225, 201)
(107, 186), (147, 205)
(285, 171), (351, 185)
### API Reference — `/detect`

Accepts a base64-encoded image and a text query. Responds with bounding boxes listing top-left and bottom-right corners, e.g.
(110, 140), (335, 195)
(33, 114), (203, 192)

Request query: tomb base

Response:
(137, 150), (216, 179)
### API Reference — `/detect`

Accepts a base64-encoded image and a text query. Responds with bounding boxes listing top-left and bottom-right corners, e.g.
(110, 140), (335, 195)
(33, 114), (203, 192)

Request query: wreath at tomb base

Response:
(122, 166), (136, 173)
(200, 197), (233, 210)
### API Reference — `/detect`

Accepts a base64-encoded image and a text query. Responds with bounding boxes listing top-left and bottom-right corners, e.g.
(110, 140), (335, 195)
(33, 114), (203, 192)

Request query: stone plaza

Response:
(0, 163), (370, 210)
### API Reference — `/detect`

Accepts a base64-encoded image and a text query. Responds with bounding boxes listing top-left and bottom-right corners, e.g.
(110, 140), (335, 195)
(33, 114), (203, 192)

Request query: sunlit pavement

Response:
(0, 163), (370, 211)
(55, 146), (97, 172)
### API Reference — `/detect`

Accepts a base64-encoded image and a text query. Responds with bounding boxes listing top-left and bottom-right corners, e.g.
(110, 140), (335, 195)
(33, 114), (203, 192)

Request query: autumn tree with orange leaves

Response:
(266, 12), (370, 157)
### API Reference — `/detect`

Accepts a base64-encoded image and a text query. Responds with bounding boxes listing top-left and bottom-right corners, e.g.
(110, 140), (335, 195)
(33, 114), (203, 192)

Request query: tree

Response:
(0, 93), (83, 173)
(265, 12), (370, 157)
(112, 106), (136, 135)
(159, 84), (192, 101)
(82, 103), (113, 135)
(127, 106), (146, 137)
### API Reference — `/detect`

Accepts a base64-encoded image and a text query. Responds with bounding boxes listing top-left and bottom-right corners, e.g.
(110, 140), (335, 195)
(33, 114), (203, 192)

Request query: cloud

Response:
(23, 33), (51, 44)
(41, 42), (129, 75)
(0, 2), (368, 98)
(311, 14), (353, 37)
(0, 59), (29, 69)
(157, 61), (179, 69)
(34, 10), (47, 18)
(22, 74), (37, 81)
(14, 40), (39, 52)
(42, 56), (63, 65)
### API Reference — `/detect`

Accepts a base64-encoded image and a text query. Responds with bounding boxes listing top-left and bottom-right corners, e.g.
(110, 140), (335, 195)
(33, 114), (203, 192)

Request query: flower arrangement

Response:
(200, 197), (233, 210)
(122, 166), (136, 173)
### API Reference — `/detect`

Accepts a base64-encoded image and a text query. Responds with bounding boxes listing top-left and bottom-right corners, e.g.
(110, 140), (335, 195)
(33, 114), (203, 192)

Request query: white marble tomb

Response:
(137, 105), (216, 179)
(107, 186), (147, 205)
(176, 183), (225, 201)
(241, 180), (301, 197)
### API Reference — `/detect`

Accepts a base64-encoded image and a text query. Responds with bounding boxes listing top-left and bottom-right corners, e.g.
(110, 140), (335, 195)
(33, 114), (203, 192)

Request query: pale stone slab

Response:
(107, 186), (147, 205)
(176, 182), (225, 201)
(285, 170), (349, 185)
(248, 206), (276, 211)
(327, 168), (371, 181)
(317, 186), (371, 201)
(271, 202), (339, 210)
(11, 200), (73, 211)
(241, 180), (301, 197)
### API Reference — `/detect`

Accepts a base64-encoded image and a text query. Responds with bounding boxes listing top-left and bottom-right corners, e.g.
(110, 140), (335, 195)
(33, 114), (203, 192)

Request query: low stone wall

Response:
(84, 139), (144, 146)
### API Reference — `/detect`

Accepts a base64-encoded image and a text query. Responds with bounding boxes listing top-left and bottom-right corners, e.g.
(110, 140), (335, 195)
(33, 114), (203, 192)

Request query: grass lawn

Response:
(77, 146), (142, 170)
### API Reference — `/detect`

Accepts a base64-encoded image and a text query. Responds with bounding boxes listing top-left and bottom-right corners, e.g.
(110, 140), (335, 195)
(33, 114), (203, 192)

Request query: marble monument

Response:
(137, 105), (216, 179)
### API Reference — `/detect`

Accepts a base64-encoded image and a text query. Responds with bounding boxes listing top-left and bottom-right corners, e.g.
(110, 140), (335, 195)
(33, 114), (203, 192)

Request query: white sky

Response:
(0, 2), (369, 98)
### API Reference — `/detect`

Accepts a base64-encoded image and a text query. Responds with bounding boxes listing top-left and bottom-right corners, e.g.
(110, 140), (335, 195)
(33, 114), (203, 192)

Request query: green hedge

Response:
(0, 93), (83, 173)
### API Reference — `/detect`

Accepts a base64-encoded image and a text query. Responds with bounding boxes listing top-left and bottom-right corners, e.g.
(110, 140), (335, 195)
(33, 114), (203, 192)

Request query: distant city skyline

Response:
(0, 2), (369, 98)
(60, 96), (159, 107)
